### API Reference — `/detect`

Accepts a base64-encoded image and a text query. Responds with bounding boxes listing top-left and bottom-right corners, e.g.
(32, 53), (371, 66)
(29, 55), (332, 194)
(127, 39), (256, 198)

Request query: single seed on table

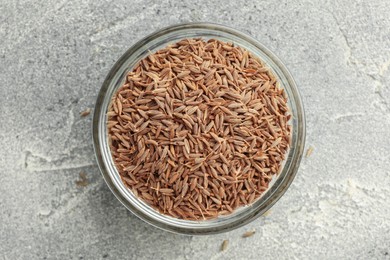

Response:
(306, 146), (314, 158)
(242, 230), (256, 238)
(220, 240), (229, 251)
(80, 108), (91, 117)
(75, 171), (88, 187)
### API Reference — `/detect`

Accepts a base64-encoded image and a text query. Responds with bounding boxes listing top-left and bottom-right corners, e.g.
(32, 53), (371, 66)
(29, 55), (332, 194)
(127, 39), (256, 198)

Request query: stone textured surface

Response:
(1, 0), (390, 259)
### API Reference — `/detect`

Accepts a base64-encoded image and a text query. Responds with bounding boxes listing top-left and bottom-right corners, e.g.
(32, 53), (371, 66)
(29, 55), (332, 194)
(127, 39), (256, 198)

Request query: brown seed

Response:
(159, 188), (174, 194)
(194, 158), (205, 164)
(242, 230), (256, 238)
(190, 177), (198, 191)
(116, 98), (122, 115)
(221, 240), (229, 251)
(181, 183), (189, 198)
(75, 171), (88, 187)
(177, 71), (191, 78)
(210, 197), (221, 205)
(80, 108), (91, 117)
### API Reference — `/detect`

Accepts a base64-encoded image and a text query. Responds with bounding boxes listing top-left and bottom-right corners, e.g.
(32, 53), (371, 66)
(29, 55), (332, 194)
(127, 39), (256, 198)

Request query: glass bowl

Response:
(93, 22), (305, 235)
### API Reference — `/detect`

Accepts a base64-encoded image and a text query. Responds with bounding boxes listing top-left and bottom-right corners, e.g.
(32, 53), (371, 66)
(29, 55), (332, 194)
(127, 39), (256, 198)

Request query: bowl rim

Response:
(92, 22), (306, 235)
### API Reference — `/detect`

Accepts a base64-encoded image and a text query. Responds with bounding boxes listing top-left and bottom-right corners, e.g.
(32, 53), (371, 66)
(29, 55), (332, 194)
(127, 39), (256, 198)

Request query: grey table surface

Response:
(1, 0), (389, 259)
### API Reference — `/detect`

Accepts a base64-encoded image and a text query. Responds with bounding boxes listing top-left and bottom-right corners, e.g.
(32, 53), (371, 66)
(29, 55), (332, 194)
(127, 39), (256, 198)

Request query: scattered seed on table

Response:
(242, 230), (256, 238)
(221, 240), (229, 251)
(80, 108), (91, 117)
(76, 171), (88, 187)
(306, 146), (314, 158)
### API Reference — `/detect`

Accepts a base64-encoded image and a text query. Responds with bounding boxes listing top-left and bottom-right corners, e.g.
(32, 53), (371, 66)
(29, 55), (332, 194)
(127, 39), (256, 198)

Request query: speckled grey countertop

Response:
(1, 1), (389, 259)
